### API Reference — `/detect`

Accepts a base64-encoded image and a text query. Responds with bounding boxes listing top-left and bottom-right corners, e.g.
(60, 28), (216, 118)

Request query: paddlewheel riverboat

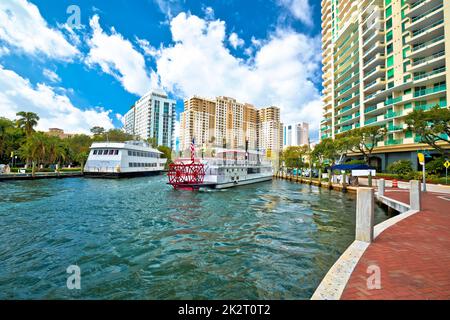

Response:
(168, 141), (273, 190)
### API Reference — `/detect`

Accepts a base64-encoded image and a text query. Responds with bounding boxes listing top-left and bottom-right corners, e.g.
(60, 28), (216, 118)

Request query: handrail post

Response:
(378, 178), (385, 197)
(356, 187), (375, 243)
(410, 180), (421, 211)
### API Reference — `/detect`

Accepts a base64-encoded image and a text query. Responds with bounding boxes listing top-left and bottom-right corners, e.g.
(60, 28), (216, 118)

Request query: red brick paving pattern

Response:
(341, 189), (450, 300)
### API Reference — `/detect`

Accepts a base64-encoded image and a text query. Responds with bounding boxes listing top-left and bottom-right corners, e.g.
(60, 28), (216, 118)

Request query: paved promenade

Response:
(341, 189), (450, 300)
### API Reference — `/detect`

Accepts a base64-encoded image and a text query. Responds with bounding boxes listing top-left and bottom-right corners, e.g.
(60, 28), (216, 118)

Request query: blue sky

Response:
(0, 0), (323, 140)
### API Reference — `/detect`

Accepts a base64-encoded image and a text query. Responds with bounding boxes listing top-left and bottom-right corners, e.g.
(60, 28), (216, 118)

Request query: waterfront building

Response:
(123, 91), (176, 149)
(180, 96), (282, 166)
(45, 128), (74, 139)
(257, 106), (283, 161)
(320, 0), (450, 170)
(283, 122), (310, 147)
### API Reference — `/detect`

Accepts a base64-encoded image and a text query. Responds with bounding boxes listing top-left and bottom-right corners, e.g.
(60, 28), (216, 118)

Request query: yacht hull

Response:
(83, 170), (164, 179)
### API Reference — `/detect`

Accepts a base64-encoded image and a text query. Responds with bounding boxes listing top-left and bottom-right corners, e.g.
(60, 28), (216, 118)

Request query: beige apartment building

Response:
(180, 96), (283, 164)
(321, 0), (449, 170)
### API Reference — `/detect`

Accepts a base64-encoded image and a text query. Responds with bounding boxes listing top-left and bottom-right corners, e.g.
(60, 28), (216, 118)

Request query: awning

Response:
(329, 164), (375, 171)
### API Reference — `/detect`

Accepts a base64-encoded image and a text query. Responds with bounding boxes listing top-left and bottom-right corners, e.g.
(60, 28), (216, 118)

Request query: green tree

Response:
(147, 137), (158, 148)
(405, 105), (450, 155)
(282, 146), (307, 171)
(90, 126), (105, 136)
(19, 132), (48, 177)
(16, 111), (40, 137)
(67, 134), (92, 168)
(157, 145), (173, 169)
(0, 117), (25, 164)
(340, 126), (386, 186)
(46, 136), (68, 170)
(340, 126), (386, 164)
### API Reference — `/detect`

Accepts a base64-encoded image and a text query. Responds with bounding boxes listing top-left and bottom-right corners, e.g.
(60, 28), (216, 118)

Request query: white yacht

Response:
(168, 149), (273, 190)
(84, 141), (167, 178)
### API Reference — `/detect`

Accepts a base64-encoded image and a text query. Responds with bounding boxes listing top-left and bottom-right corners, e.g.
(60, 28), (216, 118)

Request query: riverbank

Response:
(274, 173), (359, 193)
(312, 184), (450, 300)
(0, 171), (83, 181)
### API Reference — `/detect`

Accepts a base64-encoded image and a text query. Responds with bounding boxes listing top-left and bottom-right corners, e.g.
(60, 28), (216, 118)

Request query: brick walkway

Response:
(341, 189), (450, 300)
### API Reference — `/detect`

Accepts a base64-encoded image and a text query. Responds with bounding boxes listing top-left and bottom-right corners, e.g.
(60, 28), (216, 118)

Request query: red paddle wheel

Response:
(168, 159), (206, 190)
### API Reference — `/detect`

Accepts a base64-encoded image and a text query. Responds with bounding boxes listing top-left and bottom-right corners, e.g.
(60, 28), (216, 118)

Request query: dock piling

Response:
(355, 187), (375, 243)
(378, 179), (385, 197)
(410, 180), (421, 211)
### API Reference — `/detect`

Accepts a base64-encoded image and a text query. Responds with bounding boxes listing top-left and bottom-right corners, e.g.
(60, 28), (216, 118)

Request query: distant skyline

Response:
(0, 0), (322, 140)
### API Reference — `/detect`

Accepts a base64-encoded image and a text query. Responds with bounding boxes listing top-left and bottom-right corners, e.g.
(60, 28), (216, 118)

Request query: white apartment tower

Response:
(124, 91), (176, 149)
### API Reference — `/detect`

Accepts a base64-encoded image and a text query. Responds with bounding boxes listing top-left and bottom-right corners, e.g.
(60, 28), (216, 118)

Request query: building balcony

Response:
(385, 96), (403, 107)
(385, 138), (404, 146)
(335, 71), (359, 92)
(385, 110), (403, 120)
(336, 81), (360, 100)
(408, 0), (447, 28)
(364, 78), (386, 94)
(414, 83), (447, 98)
(413, 66), (446, 85)
(363, 53), (385, 72)
(409, 34), (445, 59)
(409, 50), (445, 73)
(363, 41), (385, 60)
(387, 124), (404, 132)
(335, 61), (359, 83)
(409, 18), (444, 46)
(363, 29), (385, 52)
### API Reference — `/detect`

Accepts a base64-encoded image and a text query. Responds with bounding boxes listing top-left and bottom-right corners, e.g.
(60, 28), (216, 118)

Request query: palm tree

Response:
(16, 112), (40, 137)
(19, 133), (47, 177)
(46, 137), (68, 171)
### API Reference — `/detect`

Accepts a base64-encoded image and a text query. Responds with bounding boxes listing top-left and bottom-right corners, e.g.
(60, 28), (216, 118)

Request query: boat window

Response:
(109, 150), (114, 155)
(133, 151), (137, 156)
(115, 150), (119, 155)
(128, 150), (132, 156)
(93, 150), (98, 155)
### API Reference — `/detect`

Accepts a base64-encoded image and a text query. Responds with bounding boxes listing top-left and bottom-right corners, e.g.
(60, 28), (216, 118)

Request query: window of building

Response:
(386, 6), (392, 19)
(404, 103), (412, 109)
(404, 88), (412, 95)
(386, 30), (393, 43)
(385, 0), (392, 5)
(387, 55), (394, 67)
(387, 68), (394, 79)
(402, 47), (410, 59)
(387, 43), (393, 55)
(386, 18), (392, 30)
(403, 61), (411, 72)
(405, 130), (413, 139)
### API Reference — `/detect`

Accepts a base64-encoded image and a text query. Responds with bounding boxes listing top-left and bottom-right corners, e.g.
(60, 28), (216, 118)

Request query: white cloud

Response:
(277, 0), (314, 26)
(136, 37), (160, 58)
(228, 32), (244, 49)
(154, 13), (322, 130)
(0, 46), (9, 56)
(0, 65), (114, 134)
(43, 68), (61, 83)
(85, 15), (157, 96)
(154, 0), (182, 18)
(116, 113), (125, 126)
(0, 0), (79, 60)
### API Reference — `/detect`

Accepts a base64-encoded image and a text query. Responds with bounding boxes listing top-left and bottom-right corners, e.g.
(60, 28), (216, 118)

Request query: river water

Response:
(0, 176), (387, 299)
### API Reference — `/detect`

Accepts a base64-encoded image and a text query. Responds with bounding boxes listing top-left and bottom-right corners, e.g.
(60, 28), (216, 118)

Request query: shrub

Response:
(387, 160), (413, 179)
(425, 157), (446, 176)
